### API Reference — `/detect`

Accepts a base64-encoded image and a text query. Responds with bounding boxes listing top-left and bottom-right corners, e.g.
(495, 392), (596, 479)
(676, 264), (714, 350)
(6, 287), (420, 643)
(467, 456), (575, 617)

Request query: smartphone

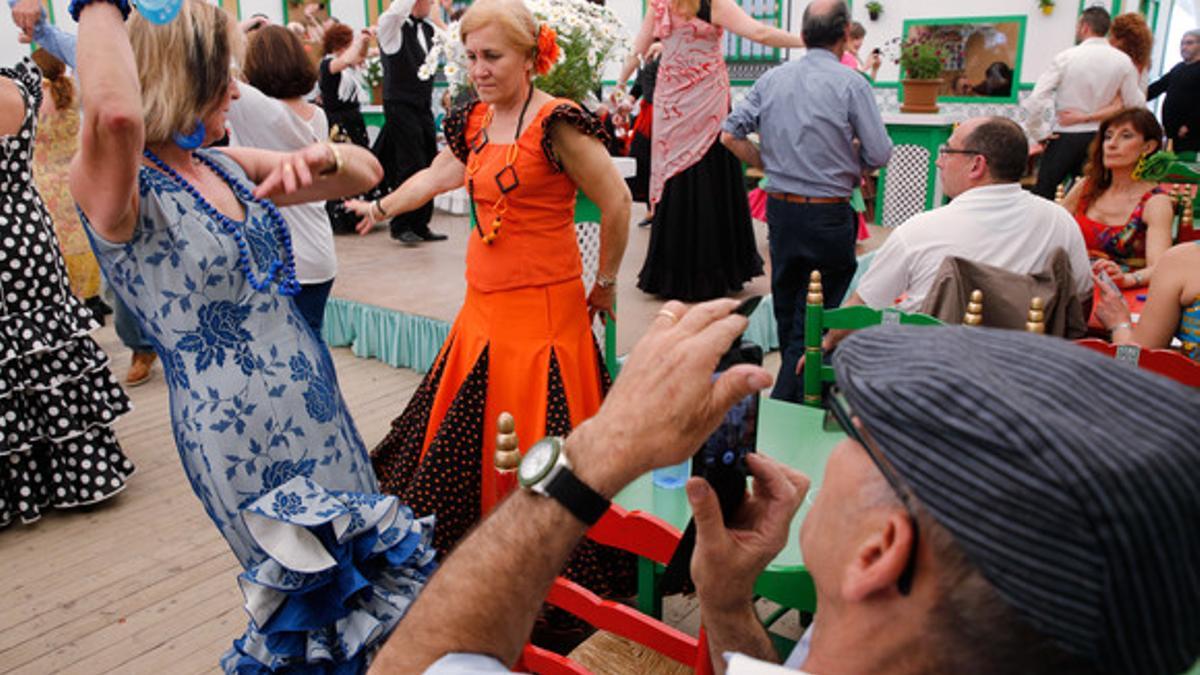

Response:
(734, 295), (763, 317)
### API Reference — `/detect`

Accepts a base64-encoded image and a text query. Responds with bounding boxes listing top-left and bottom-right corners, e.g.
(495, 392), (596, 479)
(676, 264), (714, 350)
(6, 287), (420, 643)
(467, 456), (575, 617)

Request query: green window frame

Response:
(725, 0), (783, 63)
(896, 14), (1028, 105)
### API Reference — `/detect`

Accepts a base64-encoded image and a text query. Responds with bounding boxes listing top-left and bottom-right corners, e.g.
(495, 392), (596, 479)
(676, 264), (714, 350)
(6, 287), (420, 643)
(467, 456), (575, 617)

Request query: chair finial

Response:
(1054, 183), (1066, 204)
(807, 270), (824, 306)
(964, 289), (984, 326)
(494, 412), (521, 472)
(1026, 296), (1046, 334)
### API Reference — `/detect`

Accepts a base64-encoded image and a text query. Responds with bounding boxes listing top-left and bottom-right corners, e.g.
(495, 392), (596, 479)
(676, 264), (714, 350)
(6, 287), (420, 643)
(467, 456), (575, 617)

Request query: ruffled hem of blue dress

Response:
(219, 476), (436, 673)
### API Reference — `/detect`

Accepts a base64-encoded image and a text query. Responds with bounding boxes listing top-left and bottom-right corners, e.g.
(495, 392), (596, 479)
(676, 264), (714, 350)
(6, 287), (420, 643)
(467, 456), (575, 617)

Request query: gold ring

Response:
(656, 308), (679, 323)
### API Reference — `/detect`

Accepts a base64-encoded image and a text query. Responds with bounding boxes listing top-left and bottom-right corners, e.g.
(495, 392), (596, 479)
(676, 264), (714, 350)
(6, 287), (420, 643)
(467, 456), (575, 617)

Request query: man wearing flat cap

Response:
(365, 299), (1200, 675)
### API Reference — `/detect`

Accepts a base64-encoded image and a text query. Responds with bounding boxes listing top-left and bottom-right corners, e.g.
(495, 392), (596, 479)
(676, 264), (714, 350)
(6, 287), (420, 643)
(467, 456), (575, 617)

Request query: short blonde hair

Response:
(460, 0), (537, 57)
(129, 0), (243, 144)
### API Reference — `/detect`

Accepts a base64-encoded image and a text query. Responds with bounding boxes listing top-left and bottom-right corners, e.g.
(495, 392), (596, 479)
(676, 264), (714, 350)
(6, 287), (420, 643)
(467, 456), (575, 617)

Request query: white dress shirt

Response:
(855, 183), (1092, 311)
(1023, 37), (1145, 141)
(377, 0), (431, 56)
(226, 82), (337, 285)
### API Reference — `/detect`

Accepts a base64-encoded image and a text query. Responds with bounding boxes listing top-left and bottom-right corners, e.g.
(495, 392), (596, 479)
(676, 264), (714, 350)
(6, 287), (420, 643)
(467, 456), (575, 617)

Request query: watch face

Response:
(519, 438), (558, 486)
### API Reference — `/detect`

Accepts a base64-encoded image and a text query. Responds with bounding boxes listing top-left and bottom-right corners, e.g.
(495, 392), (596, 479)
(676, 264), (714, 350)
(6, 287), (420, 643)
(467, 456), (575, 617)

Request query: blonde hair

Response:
(129, 0), (243, 144)
(460, 0), (537, 57)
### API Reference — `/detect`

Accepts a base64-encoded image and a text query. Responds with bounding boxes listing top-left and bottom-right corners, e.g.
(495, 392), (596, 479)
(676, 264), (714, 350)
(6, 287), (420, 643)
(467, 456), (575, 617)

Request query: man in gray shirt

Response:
(721, 0), (891, 403)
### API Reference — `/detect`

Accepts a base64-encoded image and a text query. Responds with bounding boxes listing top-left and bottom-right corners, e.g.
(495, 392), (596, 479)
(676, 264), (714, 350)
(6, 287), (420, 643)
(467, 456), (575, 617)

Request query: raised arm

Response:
(710, 0), (803, 49)
(617, 5), (656, 86)
(69, 2), (144, 244)
(329, 30), (370, 74)
(344, 147), (465, 234)
(550, 121), (632, 321)
(368, 299), (772, 673)
(377, 0), (417, 55)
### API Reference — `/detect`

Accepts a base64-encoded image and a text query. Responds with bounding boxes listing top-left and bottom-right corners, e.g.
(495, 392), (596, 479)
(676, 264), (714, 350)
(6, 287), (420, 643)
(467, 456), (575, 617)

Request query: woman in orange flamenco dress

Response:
(345, 0), (632, 593)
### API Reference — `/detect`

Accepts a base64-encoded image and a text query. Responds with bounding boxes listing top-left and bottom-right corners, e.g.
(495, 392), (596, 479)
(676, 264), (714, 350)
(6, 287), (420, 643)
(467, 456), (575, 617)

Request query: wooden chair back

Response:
(1074, 339), (1200, 387)
(802, 271), (941, 406)
(494, 414), (713, 674)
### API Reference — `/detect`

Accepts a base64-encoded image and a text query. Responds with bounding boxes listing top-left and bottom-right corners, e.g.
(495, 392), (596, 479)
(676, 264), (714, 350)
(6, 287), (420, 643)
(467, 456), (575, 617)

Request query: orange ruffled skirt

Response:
(372, 277), (608, 551)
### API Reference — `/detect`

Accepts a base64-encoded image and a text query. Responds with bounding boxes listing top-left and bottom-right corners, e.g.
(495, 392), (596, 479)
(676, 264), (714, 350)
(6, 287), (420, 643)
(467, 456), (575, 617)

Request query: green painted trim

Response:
(282, 0), (289, 24)
(897, 14), (1027, 105)
(1077, 0), (1122, 14)
(45, 0), (56, 24)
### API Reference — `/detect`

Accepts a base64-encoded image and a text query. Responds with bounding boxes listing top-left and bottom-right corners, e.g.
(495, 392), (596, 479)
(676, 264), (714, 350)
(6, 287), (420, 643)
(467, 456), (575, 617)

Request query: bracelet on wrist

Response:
(1112, 321), (1133, 334)
(69, 0), (130, 22)
(373, 199), (387, 219)
(319, 142), (343, 176)
(596, 273), (617, 289)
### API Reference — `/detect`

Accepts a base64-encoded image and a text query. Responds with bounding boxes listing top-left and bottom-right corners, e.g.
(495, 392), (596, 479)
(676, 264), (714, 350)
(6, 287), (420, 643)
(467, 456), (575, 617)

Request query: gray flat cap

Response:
(834, 325), (1200, 674)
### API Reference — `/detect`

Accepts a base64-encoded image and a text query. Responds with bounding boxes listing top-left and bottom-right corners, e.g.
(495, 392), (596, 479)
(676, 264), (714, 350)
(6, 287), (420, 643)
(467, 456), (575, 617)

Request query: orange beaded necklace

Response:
(465, 83), (535, 245)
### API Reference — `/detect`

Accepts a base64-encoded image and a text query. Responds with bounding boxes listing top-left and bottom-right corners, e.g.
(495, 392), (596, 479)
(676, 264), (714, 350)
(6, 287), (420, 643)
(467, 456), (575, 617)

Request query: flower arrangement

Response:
(418, 0), (629, 103)
(883, 31), (948, 80)
(361, 55), (383, 90)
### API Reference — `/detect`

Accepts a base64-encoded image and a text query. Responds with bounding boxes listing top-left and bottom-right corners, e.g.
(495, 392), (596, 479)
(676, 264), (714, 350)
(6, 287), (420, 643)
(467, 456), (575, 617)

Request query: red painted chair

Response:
(512, 503), (715, 675)
(1074, 338), (1200, 387)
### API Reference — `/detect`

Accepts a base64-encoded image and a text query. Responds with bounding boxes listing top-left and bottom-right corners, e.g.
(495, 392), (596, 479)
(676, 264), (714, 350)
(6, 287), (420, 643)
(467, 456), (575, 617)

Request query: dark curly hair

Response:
(1081, 107), (1163, 206)
(243, 25), (318, 100)
(1110, 13), (1153, 73)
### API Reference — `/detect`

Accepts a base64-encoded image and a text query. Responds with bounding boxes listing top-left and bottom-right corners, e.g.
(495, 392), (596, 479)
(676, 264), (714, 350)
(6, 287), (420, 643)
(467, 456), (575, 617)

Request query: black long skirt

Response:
(636, 136), (762, 302)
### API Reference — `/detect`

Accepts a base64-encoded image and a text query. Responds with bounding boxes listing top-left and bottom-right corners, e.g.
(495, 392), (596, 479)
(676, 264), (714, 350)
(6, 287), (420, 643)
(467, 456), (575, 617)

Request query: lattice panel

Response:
(574, 220), (606, 343)
(881, 144), (932, 228)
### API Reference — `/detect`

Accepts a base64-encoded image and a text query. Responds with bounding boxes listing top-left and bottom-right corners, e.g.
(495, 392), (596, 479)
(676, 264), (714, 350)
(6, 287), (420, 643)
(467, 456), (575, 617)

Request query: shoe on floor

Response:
(392, 230), (423, 244)
(415, 230), (448, 242)
(126, 351), (157, 387)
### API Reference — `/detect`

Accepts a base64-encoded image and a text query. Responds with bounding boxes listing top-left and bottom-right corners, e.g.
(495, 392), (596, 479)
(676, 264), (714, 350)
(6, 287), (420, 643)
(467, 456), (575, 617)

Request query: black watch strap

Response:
(544, 467), (610, 526)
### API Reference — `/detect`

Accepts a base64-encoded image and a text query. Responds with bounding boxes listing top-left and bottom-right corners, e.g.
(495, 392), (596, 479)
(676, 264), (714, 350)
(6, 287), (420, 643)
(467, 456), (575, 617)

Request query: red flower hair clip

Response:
(534, 24), (559, 75)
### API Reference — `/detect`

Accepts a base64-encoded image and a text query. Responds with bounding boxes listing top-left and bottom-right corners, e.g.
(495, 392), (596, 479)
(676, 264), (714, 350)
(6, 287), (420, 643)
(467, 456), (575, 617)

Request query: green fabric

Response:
(321, 297), (450, 374)
(850, 186), (866, 213)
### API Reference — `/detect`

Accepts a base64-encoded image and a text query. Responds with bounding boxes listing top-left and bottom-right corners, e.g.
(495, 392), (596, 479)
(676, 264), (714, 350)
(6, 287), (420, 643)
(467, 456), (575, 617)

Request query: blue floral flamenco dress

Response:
(0, 58), (133, 527)
(80, 147), (434, 673)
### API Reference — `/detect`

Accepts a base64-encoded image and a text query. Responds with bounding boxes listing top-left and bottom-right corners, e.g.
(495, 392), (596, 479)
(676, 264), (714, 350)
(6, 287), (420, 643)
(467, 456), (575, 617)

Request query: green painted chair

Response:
(801, 270), (942, 407)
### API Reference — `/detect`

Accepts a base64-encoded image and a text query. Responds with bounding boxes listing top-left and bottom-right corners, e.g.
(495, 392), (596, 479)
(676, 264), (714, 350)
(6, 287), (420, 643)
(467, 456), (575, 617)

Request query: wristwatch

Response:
(596, 273), (617, 289)
(517, 437), (610, 525)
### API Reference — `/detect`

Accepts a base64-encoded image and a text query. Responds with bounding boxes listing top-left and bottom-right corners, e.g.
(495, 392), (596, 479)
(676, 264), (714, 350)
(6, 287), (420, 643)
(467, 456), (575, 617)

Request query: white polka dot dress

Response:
(0, 59), (134, 527)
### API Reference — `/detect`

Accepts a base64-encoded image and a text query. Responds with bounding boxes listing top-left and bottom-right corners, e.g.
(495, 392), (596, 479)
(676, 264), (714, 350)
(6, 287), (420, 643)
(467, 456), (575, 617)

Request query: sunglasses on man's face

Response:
(822, 386), (919, 595)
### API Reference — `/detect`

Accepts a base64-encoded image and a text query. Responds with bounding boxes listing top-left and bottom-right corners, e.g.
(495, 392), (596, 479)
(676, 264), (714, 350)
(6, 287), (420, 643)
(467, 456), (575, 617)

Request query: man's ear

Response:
(841, 511), (916, 602)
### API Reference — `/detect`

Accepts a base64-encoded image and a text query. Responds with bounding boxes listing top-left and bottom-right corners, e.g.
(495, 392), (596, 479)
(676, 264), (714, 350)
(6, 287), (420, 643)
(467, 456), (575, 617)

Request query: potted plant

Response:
(885, 33), (947, 113)
(865, 1), (882, 21)
(361, 55), (383, 105)
(1038, 0), (1055, 15)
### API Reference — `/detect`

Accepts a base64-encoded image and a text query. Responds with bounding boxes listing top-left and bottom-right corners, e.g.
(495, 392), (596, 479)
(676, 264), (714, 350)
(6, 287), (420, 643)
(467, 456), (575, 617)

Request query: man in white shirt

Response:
(1024, 6), (1145, 199)
(841, 116), (1091, 320)
(372, 0), (448, 243)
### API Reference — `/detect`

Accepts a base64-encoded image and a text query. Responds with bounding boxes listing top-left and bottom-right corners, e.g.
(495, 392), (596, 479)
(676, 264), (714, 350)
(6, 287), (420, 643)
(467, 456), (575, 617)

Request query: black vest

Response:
(382, 18), (435, 107)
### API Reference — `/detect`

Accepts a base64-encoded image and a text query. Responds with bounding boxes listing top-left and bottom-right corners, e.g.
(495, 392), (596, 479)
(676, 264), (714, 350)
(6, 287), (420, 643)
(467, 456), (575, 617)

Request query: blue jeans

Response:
(293, 280), (334, 335)
(766, 198), (858, 403)
(112, 291), (153, 354)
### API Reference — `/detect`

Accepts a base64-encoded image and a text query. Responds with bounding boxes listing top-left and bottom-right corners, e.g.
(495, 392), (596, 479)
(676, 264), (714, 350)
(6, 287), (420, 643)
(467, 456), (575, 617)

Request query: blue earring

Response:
(172, 120), (206, 151)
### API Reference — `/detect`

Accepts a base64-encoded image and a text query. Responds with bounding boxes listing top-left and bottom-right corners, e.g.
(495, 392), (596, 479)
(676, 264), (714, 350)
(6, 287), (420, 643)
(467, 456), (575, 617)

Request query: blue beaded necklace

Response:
(143, 148), (301, 296)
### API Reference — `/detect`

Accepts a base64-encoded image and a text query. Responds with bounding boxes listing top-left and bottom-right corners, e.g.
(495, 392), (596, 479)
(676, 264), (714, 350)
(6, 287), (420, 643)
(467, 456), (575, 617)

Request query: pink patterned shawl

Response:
(649, 0), (730, 206)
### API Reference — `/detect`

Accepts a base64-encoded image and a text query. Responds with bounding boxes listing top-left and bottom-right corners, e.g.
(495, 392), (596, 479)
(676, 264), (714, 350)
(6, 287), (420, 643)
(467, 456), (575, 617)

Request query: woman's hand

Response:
(587, 283), (616, 323)
(343, 198), (380, 235)
(1057, 108), (1090, 126)
(1093, 271), (1133, 330)
(1091, 258), (1139, 289)
(253, 144), (337, 200)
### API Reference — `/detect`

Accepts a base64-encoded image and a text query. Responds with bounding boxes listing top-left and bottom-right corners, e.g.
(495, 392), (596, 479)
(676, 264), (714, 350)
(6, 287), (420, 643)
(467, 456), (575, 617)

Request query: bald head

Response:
(802, 0), (850, 51)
